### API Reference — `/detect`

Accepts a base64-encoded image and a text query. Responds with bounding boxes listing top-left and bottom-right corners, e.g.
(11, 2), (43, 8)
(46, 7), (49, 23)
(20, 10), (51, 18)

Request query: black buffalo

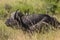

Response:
(5, 10), (60, 32)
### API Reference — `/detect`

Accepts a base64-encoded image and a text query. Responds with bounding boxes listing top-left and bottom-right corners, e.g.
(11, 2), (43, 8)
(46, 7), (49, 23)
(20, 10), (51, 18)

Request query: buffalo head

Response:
(5, 9), (24, 28)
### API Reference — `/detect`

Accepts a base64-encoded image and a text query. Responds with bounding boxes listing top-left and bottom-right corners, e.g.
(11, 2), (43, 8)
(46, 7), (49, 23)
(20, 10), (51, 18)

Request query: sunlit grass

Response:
(0, 0), (60, 40)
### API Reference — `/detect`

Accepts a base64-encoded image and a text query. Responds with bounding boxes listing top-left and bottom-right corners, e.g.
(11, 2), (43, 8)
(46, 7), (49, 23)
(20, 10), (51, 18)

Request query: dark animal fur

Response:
(5, 10), (60, 32)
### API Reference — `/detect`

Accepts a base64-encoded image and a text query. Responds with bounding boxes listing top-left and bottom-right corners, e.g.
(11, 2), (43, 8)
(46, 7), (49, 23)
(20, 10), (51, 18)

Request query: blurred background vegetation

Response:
(0, 0), (60, 19)
(0, 0), (60, 40)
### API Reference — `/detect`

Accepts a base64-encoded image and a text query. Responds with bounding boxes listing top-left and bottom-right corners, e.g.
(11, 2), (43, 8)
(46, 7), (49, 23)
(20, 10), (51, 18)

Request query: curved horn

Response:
(14, 9), (19, 19)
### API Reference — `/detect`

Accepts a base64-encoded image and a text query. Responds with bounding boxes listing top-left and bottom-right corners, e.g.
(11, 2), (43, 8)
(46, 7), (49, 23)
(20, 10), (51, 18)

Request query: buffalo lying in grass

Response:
(5, 10), (60, 32)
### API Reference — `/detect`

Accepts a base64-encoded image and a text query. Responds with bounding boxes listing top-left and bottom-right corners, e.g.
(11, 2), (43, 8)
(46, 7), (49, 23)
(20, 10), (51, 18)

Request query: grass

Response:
(0, 0), (60, 40)
(0, 20), (60, 40)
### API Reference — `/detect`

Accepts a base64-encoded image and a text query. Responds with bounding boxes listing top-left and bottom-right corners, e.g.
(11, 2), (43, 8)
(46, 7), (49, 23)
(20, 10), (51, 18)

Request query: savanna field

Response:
(0, 0), (60, 40)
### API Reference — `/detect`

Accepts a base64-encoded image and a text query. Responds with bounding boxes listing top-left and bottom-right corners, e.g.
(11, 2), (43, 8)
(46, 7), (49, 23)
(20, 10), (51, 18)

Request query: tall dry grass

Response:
(0, 0), (60, 40)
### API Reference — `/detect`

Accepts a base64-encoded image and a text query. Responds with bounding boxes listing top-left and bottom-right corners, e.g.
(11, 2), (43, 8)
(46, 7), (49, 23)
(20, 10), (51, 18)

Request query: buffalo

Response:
(5, 9), (60, 32)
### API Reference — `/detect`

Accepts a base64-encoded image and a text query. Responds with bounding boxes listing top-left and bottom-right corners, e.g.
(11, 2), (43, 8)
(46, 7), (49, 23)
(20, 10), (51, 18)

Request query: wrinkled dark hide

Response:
(5, 10), (60, 33)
